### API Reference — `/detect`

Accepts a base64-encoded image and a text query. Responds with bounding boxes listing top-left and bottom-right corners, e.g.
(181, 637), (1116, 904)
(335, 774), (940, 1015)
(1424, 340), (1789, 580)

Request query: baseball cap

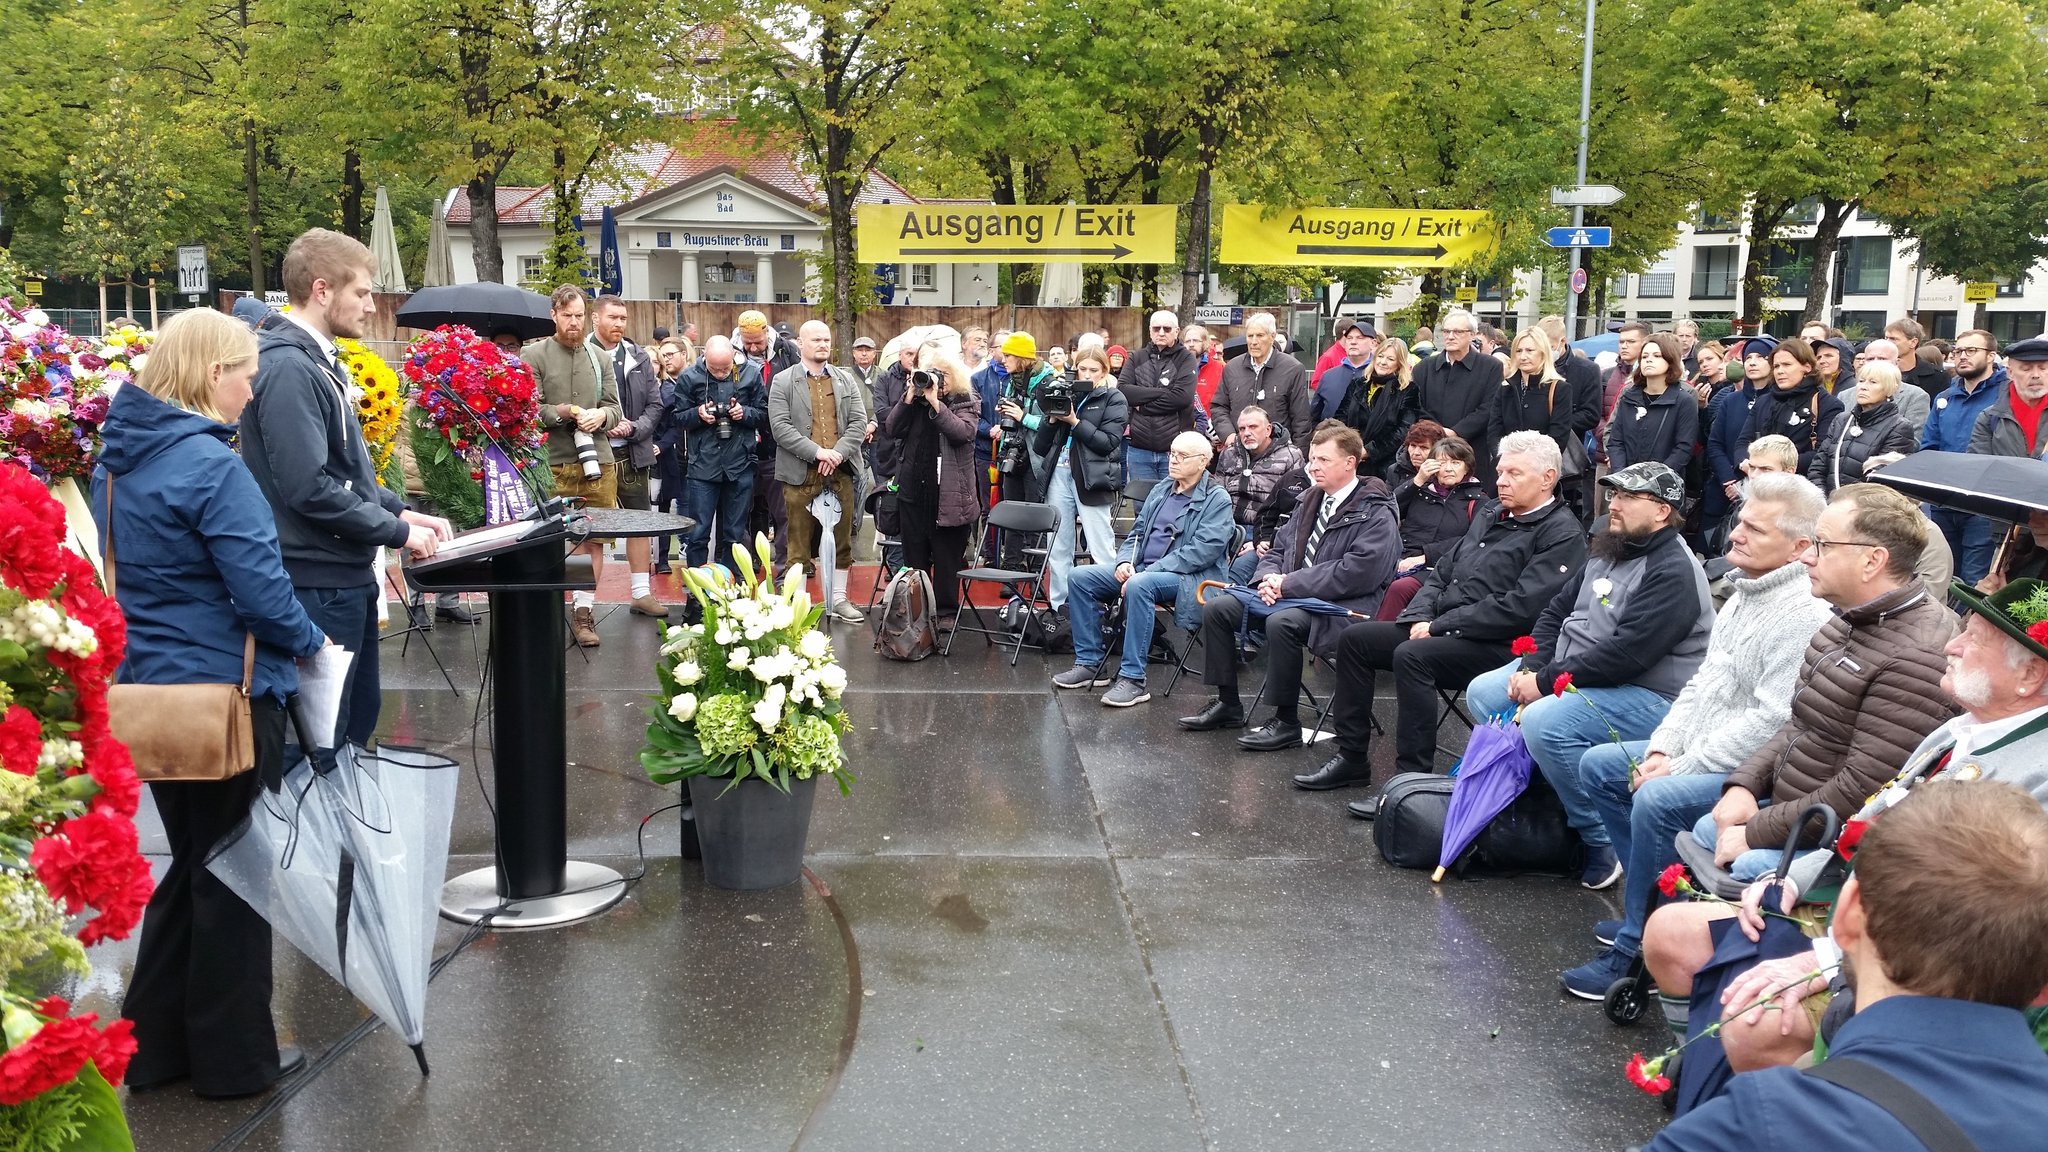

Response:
(1598, 462), (1686, 505)
(852, 336), (876, 349)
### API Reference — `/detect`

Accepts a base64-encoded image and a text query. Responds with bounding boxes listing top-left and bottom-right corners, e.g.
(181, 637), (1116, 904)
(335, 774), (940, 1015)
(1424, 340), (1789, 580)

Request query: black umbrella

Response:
(1866, 451), (2048, 522)
(395, 283), (556, 341)
(1218, 335), (1248, 361)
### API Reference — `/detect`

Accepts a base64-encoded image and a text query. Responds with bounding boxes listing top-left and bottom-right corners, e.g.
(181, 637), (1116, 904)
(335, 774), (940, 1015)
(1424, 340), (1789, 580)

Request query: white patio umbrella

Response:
(422, 196), (453, 288)
(370, 186), (409, 294)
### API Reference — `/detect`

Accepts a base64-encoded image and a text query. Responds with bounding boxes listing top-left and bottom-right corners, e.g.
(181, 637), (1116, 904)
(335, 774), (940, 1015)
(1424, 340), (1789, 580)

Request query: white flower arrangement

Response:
(641, 534), (855, 794)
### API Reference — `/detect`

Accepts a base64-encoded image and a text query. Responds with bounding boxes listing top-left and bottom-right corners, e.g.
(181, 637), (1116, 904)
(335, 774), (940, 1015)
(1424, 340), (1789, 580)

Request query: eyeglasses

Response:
(1443, 327), (1475, 336)
(1954, 345), (1994, 355)
(1167, 450), (1202, 462)
(1151, 324), (1177, 331)
(1810, 538), (1882, 556)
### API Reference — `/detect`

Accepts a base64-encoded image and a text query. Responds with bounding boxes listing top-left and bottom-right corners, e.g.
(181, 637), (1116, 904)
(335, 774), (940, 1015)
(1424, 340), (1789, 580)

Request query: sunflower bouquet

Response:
(336, 337), (406, 477)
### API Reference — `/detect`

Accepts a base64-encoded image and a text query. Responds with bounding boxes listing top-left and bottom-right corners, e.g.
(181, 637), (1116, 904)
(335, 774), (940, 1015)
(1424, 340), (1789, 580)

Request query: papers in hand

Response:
(295, 646), (355, 750)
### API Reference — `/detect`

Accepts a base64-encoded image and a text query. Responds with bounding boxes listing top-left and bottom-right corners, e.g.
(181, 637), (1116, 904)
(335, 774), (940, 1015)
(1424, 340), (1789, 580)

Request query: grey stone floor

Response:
(93, 607), (1668, 1151)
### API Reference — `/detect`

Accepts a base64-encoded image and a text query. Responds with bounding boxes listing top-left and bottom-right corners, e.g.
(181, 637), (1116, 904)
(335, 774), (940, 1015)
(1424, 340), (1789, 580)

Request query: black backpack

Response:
(873, 569), (938, 661)
(1373, 770), (1581, 877)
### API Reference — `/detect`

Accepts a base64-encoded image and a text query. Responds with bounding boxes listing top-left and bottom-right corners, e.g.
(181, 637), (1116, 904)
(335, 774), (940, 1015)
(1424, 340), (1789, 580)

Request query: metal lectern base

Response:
(438, 861), (628, 929)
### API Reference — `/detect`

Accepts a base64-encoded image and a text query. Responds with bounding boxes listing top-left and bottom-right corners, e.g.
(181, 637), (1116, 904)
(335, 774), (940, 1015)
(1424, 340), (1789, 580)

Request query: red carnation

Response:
(1511, 635), (1537, 657)
(2028, 620), (2048, 648)
(31, 809), (154, 944)
(0, 1006), (102, 1105)
(84, 739), (140, 818)
(0, 705), (41, 775)
(1835, 818), (1869, 862)
(1552, 672), (1574, 697)
(1625, 1052), (1671, 1096)
(1656, 863), (1690, 899)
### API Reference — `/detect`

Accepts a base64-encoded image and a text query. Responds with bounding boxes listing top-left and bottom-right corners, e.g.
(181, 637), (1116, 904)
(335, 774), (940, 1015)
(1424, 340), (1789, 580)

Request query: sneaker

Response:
(1580, 844), (1623, 890)
(1100, 677), (1151, 708)
(570, 606), (601, 648)
(829, 599), (866, 624)
(1593, 918), (1623, 949)
(629, 594), (670, 618)
(1561, 946), (1637, 1002)
(1052, 664), (1113, 690)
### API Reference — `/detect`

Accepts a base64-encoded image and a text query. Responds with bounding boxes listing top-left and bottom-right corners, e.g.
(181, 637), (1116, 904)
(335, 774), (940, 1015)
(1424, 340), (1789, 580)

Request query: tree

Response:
(1900, 178), (2048, 329)
(718, 0), (949, 344)
(60, 97), (184, 290)
(1648, 0), (2048, 330)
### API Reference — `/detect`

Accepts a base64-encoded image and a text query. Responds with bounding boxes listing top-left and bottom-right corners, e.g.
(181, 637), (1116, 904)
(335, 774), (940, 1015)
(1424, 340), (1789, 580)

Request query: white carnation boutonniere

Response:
(1592, 576), (1614, 607)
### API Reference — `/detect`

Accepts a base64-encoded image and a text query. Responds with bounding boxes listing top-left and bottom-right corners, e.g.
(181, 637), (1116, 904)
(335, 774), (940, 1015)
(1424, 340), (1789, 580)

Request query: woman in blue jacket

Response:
(92, 308), (328, 1099)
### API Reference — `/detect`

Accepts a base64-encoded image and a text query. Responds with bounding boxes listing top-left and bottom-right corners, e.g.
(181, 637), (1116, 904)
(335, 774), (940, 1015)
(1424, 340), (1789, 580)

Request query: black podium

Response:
(406, 512), (625, 928)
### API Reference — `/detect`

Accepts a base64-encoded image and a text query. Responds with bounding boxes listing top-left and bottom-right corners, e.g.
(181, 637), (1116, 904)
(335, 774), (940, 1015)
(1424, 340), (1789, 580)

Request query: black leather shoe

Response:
(1346, 796), (1379, 820)
(1178, 699), (1247, 731)
(435, 603), (478, 625)
(1292, 754), (1374, 791)
(194, 1046), (306, 1099)
(1237, 718), (1305, 751)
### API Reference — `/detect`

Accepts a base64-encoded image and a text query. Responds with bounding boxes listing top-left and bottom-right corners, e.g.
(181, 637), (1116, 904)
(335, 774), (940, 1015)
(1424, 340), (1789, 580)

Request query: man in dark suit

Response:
(1181, 422), (1400, 750)
(591, 295), (668, 618)
(1411, 307), (1504, 463)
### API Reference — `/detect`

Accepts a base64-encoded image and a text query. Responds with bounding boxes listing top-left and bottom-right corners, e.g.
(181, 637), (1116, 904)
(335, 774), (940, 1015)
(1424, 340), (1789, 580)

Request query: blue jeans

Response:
(1227, 546), (1261, 584)
(1068, 565), (1180, 682)
(685, 472), (754, 570)
(1927, 505), (1996, 586)
(1583, 741), (1728, 956)
(1466, 662), (1675, 848)
(1045, 465), (1117, 609)
(1126, 446), (1169, 483)
(295, 584), (380, 748)
(1691, 811), (1783, 882)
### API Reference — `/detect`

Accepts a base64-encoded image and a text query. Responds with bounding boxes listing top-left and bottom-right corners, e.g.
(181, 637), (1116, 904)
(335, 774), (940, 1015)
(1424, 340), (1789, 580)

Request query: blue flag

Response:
(598, 207), (622, 295)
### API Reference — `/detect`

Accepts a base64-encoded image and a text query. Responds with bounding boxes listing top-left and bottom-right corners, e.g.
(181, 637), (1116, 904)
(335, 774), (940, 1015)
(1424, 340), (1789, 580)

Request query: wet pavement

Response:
(98, 605), (1669, 1151)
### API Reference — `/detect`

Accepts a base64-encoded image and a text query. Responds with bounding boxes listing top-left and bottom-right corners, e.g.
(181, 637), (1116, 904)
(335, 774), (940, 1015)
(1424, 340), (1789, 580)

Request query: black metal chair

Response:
(944, 500), (1059, 664)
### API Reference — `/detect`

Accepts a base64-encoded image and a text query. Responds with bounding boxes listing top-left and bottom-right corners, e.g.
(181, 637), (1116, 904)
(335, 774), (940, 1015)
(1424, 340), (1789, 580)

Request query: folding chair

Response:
(1115, 476), (1160, 538)
(944, 500), (1059, 664)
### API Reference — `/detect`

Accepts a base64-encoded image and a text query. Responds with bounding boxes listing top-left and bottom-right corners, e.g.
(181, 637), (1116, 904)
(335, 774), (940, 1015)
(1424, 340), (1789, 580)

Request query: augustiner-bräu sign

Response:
(1219, 205), (1498, 268)
(856, 204), (1177, 264)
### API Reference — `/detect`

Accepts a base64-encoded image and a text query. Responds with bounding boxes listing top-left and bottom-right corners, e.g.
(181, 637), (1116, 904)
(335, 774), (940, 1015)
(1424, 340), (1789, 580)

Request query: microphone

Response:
(427, 375), (560, 521)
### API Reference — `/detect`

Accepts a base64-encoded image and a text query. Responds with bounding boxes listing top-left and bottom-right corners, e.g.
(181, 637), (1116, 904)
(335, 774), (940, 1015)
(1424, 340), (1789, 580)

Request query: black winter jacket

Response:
(1740, 375), (1843, 475)
(1254, 478), (1402, 655)
(240, 321), (410, 587)
(1810, 399), (1917, 493)
(1398, 498), (1587, 640)
(1395, 478), (1486, 566)
(1032, 384), (1130, 506)
(1118, 343), (1198, 452)
(870, 362), (913, 479)
(1334, 373), (1421, 476)
(1412, 349), (1505, 450)
(1491, 370), (1600, 463)
(1605, 384), (1700, 475)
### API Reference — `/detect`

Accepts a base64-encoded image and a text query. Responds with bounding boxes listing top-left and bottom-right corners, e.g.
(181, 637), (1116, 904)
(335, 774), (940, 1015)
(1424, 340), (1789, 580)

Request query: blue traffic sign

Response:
(1546, 226), (1612, 249)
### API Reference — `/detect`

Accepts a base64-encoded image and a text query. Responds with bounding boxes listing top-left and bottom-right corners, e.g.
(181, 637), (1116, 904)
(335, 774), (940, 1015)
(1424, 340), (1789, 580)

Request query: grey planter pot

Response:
(686, 774), (818, 890)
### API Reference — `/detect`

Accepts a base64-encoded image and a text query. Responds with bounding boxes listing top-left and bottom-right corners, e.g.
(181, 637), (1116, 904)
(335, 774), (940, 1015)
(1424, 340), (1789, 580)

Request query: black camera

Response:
(909, 368), (941, 395)
(1038, 372), (1078, 420)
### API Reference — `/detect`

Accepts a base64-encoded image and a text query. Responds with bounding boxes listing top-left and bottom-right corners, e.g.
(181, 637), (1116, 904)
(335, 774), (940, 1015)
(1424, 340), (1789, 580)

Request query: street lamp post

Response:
(1563, 0), (1597, 341)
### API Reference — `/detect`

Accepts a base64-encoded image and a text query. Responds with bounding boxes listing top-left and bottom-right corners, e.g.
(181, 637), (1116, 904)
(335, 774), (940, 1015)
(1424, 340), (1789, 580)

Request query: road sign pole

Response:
(1563, 0), (1597, 341)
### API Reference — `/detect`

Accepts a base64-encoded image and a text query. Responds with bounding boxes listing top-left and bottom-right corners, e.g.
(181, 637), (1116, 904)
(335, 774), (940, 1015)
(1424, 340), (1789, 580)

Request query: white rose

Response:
(753, 685), (786, 732)
(667, 692), (698, 722)
(676, 660), (702, 686)
(799, 631), (831, 661)
(727, 647), (752, 670)
(766, 602), (796, 631)
(714, 626), (736, 646)
(742, 619), (767, 641)
(817, 664), (848, 696)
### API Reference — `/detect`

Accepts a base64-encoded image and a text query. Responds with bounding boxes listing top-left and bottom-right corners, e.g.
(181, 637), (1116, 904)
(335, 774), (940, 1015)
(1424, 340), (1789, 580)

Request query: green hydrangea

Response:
(769, 711), (843, 780)
(694, 693), (759, 759)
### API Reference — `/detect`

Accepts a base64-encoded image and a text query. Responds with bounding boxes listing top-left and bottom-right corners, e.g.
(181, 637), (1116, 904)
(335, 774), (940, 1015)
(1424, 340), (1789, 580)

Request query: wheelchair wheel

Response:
(1603, 976), (1647, 1026)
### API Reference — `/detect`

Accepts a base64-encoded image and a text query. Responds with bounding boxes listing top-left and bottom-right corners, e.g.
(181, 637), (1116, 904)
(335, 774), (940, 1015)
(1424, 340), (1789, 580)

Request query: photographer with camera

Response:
(993, 330), (1057, 505)
(1032, 347), (1129, 609)
(885, 349), (982, 622)
(522, 285), (620, 648)
(675, 336), (767, 574)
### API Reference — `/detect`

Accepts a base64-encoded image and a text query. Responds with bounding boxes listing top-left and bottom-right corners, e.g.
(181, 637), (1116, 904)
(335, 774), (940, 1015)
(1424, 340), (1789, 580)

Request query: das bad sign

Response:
(857, 204), (1175, 264)
(1219, 206), (1497, 268)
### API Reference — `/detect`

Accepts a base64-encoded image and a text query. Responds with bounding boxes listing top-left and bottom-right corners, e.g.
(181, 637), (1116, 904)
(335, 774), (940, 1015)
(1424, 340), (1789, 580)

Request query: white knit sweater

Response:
(1648, 560), (1835, 776)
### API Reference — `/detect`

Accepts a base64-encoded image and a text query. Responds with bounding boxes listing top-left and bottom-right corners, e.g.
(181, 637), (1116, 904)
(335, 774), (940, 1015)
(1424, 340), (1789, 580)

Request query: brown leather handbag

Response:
(101, 473), (259, 782)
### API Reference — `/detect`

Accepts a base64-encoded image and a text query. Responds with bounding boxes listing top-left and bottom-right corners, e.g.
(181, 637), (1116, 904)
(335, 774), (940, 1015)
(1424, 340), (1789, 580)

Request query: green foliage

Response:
(406, 406), (486, 530)
(60, 97), (184, 282)
(1899, 177), (2048, 287)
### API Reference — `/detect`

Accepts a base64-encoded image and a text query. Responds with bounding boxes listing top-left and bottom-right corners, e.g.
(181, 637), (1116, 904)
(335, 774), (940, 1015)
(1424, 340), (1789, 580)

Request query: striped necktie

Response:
(1305, 495), (1334, 564)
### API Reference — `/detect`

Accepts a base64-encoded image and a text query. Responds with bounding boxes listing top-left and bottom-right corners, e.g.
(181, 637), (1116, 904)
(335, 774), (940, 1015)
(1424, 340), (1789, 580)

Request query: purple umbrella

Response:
(1433, 714), (1535, 882)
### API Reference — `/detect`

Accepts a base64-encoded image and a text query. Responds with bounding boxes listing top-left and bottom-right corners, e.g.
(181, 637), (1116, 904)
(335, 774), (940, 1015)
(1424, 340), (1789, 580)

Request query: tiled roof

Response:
(445, 119), (919, 226)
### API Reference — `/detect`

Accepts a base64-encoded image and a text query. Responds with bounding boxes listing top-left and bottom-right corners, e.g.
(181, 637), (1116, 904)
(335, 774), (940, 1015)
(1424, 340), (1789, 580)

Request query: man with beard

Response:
(1466, 462), (1714, 891)
(524, 286), (621, 648)
(736, 310), (798, 566)
(240, 229), (451, 743)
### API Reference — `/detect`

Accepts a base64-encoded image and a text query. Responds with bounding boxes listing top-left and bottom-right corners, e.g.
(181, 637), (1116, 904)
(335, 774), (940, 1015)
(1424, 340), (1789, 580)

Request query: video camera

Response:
(1037, 372), (1078, 420)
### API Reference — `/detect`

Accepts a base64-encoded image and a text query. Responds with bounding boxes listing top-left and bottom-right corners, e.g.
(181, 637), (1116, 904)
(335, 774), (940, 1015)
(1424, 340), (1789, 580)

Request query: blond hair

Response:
(916, 344), (975, 397)
(281, 228), (373, 305)
(137, 308), (257, 423)
(1746, 434), (1800, 474)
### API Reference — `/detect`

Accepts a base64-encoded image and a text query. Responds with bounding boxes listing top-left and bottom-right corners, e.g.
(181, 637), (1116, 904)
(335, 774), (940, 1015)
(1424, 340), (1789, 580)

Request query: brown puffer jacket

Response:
(1723, 582), (1959, 848)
